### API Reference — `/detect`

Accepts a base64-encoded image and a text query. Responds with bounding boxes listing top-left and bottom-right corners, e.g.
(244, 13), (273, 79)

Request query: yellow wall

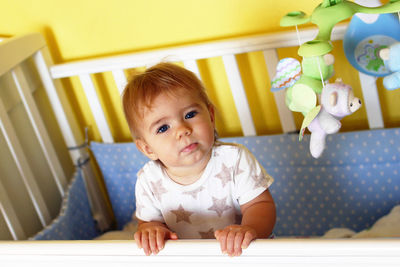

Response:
(1, 0), (399, 141)
(0, 0), (321, 61)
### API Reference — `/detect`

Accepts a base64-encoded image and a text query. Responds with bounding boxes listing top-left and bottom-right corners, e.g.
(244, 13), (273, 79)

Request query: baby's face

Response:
(135, 87), (215, 178)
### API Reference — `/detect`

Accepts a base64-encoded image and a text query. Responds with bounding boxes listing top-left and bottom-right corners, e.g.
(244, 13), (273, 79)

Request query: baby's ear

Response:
(135, 138), (158, 161)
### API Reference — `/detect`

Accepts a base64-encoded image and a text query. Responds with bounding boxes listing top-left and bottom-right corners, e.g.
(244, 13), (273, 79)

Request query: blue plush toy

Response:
(379, 42), (400, 90)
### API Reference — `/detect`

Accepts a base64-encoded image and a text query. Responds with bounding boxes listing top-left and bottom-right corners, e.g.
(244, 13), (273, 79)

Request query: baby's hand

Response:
(214, 225), (257, 256)
(134, 222), (178, 256)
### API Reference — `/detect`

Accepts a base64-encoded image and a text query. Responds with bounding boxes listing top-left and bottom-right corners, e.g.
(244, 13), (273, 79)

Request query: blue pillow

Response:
(91, 142), (148, 229)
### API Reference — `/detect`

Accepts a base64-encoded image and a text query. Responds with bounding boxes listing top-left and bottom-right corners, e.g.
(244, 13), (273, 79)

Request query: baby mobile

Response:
(271, 0), (400, 158)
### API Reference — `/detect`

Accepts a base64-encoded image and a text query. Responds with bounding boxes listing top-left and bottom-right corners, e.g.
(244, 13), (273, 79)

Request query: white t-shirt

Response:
(135, 142), (274, 239)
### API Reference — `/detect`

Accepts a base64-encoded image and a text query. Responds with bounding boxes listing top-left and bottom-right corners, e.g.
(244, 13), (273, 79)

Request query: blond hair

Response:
(122, 62), (213, 138)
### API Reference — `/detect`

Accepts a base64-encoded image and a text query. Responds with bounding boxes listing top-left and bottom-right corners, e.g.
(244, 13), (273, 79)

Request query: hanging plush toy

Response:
(270, 0), (400, 158)
(271, 54), (335, 128)
(307, 79), (362, 158)
(277, 0), (400, 116)
(379, 42), (400, 90)
(285, 54), (334, 115)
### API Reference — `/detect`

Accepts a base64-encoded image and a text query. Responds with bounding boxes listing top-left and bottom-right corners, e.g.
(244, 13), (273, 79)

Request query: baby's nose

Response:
(176, 124), (192, 139)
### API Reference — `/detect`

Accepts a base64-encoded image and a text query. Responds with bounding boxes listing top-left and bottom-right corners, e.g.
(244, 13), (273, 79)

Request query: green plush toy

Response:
(285, 54), (334, 116)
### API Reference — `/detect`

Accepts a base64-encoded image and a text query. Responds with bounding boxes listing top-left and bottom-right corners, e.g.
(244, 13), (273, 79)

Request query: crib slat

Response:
(263, 49), (296, 133)
(33, 50), (82, 163)
(183, 60), (201, 80)
(0, 99), (51, 227)
(222, 54), (256, 136)
(34, 49), (113, 231)
(358, 72), (384, 129)
(79, 74), (114, 143)
(0, 180), (26, 240)
(11, 65), (67, 196)
(111, 69), (128, 95)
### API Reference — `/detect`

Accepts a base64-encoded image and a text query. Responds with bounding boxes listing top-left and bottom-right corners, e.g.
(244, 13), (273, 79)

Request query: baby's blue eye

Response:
(157, 124), (169, 134)
(185, 110), (197, 119)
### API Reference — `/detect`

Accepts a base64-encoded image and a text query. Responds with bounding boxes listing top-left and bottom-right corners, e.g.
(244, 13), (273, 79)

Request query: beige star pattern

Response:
(150, 180), (168, 201)
(183, 186), (205, 199)
(199, 228), (215, 239)
(141, 187), (151, 200)
(215, 163), (233, 187)
(208, 196), (232, 217)
(251, 171), (269, 189)
(171, 205), (193, 223)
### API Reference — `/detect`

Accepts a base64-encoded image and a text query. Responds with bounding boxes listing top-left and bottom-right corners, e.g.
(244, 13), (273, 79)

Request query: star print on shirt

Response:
(199, 228), (215, 239)
(183, 186), (205, 199)
(150, 180), (168, 202)
(208, 196), (232, 217)
(171, 205), (193, 223)
(141, 187), (151, 200)
(251, 171), (269, 189)
(215, 163), (233, 187)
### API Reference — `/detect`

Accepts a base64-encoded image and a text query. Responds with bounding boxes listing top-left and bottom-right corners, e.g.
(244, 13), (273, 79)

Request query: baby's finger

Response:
(156, 229), (165, 250)
(233, 232), (244, 256)
(226, 231), (236, 255)
(216, 230), (227, 254)
(241, 231), (255, 249)
(141, 233), (151, 256)
(134, 232), (142, 249)
(169, 232), (178, 240)
(148, 231), (159, 254)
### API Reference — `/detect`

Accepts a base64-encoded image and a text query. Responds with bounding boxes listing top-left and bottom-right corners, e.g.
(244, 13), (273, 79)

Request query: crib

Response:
(0, 20), (400, 266)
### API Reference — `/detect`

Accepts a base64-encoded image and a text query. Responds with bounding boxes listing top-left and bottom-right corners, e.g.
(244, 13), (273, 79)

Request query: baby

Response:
(122, 62), (276, 256)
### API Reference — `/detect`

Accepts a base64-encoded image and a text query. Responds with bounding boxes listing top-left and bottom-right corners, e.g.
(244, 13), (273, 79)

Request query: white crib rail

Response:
(0, 180), (26, 240)
(32, 39), (113, 231)
(78, 74), (114, 143)
(48, 23), (378, 139)
(11, 65), (68, 196)
(183, 60), (202, 79)
(0, 97), (51, 227)
(0, 33), (113, 239)
(222, 54), (256, 136)
(111, 69), (128, 95)
(1, 239), (400, 266)
(358, 72), (384, 129)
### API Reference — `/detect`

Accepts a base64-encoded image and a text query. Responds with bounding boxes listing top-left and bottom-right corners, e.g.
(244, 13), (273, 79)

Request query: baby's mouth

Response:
(181, 143), (198, 153)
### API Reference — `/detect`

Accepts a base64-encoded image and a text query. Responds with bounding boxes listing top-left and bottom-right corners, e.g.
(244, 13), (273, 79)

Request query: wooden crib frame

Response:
(0, 24), (399, 266)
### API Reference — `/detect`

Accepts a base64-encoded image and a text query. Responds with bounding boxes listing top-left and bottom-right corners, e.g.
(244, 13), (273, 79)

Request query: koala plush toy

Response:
(307, 80), (362, 158)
